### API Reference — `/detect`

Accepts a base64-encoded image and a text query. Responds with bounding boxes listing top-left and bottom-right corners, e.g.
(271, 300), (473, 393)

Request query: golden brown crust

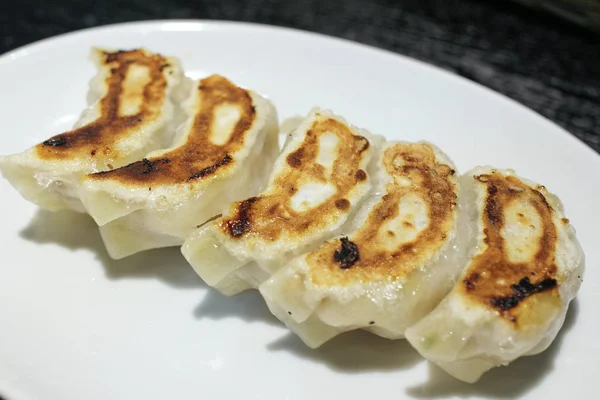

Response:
(36, 49), (170, 161)
(89, 75), (255, 185)
(219, 117), (370, 240)
(305, 143), (457, 285)
(461, 172), (560, 323)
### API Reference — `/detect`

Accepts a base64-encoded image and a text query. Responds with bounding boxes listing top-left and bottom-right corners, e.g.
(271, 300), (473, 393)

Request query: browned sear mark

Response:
(89, 75), (255, 185)
(287, 148), (304, 168)
(142, 158), (159, 174)
(307, 143), (458, 285)
(188, 154), (232, 181)
(37, 49), (169, 161)
(462, 172), (559, 321)
(335, 199), (350, 210)
(226, 197), (259, 237)
(94, 158), (170, 177)
(334, 237), (360, 269)
(355, 169), (367, 181)
(219, 117), (372, 241)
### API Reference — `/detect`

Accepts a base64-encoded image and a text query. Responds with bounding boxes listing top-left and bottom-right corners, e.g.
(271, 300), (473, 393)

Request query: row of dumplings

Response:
(0, 48), (584, 383)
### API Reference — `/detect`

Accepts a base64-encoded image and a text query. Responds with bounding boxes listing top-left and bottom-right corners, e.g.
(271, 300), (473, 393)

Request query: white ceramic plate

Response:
(0, 20), (598, 400)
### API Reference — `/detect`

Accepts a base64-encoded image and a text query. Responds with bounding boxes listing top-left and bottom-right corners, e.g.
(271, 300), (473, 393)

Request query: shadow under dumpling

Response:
(268, 330), (424, 373)
(193, 288), (281, 326)
(20, 208), (202, 289)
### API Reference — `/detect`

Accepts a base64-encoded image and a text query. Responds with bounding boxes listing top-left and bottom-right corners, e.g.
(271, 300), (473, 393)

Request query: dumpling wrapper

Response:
(182, 109), (385, 295)
(405, 167), (585, 383)
(259, 142), (464, 348)
(80, 75), (280, 259)
(0, 48), (189, 212)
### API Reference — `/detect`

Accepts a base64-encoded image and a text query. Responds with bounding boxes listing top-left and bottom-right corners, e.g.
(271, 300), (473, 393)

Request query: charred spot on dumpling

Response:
(286, 148), (304, 168)
(334, 237), (360, 269)
(464, 273), (481, 291)
(43, 136), (68, 147)
(142, 158), (157, 174)
(93, 158), (171, 179)
(188, 154), (233, 181)
(354, 136), (370, 153)
(485, 198), (502, 227)
(515, 277), (557, 294)
(464, 280), (476, 291)
(355, 169), (367, 181)
(491, 295), (520, 310)
(224, 197), (259, 238)
(491, 277), (557, 311)
(335, 199), (350, 210)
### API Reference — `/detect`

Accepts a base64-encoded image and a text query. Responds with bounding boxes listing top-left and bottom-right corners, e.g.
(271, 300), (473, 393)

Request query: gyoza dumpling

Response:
(405, 167), (584, 383)
(182, 109), (384, 295)
(0, 48), (189, 212)
(259, 142), (463, 348)
(80, 75), (279, 259)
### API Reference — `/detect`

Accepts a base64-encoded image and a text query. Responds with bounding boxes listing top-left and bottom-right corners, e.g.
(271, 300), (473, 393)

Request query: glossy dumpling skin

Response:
(259, 142), (464, 348)
(405, 167), (585, 383)
(0, 48), (189, 212)
(182, 109), (385, 295)
(80, 75), (280, 259)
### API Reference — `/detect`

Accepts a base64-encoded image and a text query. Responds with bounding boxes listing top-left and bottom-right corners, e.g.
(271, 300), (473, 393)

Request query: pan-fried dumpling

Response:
(405, 167), (584, 383)
(0, 48), (189, 212)
(80, 75), (279, 259)
(259, 142), (463, 348)
(182, 109), (384, 295)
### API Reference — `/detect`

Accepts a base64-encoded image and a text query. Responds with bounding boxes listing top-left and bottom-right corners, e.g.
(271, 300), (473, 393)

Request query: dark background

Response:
(1, 0), (599, 153)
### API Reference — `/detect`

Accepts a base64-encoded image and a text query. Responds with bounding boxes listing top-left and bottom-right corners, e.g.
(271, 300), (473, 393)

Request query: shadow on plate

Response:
(405, 298), (580, 399)
(193, 288), (281, 326)
(19, 209), (202, 289)
(268, 330), (423, 373)
(19, 210), (580, 386)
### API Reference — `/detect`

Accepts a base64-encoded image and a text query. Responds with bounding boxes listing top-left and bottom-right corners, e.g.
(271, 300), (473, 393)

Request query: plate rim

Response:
(1, 19), (598, 166)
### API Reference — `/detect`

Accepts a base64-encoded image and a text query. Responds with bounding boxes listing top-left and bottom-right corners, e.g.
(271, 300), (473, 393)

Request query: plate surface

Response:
(0, 20), (598, 400)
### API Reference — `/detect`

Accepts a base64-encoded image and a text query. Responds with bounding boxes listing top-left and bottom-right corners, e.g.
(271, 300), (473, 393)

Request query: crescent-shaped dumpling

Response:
(405, 167), (584, 383)
(182, 109), (385, 295)
(80, 75), (279, 259)
(259, 142), (462, 348)
(0, 48), (189, 212)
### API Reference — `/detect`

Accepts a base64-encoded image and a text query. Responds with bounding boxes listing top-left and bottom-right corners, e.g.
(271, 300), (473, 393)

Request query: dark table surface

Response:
(1, 0), (599, 153)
